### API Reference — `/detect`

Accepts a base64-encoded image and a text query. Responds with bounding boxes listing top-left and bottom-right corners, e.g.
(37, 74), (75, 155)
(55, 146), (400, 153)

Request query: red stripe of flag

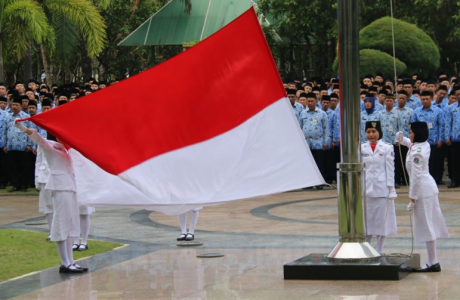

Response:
(26, 8), (286, 175)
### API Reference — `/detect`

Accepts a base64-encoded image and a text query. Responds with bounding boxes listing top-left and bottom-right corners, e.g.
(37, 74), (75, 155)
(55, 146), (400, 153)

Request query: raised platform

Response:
(284, 253), (420, 280)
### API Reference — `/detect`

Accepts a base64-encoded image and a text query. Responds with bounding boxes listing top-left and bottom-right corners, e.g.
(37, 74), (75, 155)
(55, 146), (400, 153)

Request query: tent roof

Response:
(119, 0), (281, 46)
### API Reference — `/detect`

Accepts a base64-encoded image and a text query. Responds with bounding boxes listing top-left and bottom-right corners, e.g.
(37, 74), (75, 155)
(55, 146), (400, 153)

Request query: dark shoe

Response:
(414, 263), (441, 272)
(399, 264), (416, 272)
(185, 233), (194, 241)
(395, 184), (400, 189)
(316, 185), (323, 190)
(77, 244), (88, 251)
(59, 264), (83, 273)
(177, 233), (187, 241)
(72, 244), (79, 251)
(437, 181), (445, 185)
(7, 187), (18, 193)
(448, 182), (460, 188)
(303, 187), (313, 190)
(73, 263), (89, 272)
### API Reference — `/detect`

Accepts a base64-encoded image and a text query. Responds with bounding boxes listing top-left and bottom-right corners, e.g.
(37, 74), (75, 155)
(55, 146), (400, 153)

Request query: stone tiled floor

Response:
(1, 185), (459, 300)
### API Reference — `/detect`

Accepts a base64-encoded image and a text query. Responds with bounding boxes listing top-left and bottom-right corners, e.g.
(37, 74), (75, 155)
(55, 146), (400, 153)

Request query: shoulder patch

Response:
(413, 154), (423, 164)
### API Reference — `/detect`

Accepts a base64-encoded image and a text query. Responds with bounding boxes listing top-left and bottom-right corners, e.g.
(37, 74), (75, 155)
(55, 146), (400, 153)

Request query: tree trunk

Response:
(0, 35), (5, 82)
(39, 44), (52, 86)
(24, 48), (33, 81)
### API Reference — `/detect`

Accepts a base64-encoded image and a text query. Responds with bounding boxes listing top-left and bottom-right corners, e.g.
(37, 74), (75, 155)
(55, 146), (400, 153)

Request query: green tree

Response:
(38, 0), (107, 85)
(0, 0), (54, 82)
(360, 0), (460, 76)
(333, 49), (407, 78)
(359, 17), (439, 76)
(258, 0), (337, 79)
(96, 0), (165, 79)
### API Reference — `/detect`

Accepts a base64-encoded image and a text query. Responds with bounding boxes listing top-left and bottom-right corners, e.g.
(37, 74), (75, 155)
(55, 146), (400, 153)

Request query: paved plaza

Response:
(1, 185), (460, 300)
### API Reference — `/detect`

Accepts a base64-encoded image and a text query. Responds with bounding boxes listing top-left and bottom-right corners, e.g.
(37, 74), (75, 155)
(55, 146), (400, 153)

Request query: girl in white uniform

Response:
(396, 122), (448, 272)
(362, 121), (397, 253)
(176, 208), (201, 241)
(16, 121), (87, 273)
(35, 146), (53, 239)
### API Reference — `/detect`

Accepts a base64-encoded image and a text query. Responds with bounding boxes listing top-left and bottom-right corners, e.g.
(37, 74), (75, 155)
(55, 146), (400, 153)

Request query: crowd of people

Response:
(286, 73), (460, 190)
(0, 78), (109, 191)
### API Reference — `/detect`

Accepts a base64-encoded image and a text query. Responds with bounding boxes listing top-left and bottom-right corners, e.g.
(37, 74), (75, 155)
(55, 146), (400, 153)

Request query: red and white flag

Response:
(24, 8), (324, 215)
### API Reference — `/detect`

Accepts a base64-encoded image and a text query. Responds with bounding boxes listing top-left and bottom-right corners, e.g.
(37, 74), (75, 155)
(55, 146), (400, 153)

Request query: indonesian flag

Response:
(22, 8), (324, 215)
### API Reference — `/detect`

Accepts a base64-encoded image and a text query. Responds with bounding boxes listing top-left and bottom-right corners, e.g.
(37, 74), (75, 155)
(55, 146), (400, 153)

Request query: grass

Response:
(0, 186), (39, 194)
(0, 229), (124, 282)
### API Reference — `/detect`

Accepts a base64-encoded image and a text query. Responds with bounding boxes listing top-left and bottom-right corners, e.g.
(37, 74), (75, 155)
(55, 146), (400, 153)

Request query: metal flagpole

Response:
(327, 0), (380, 260)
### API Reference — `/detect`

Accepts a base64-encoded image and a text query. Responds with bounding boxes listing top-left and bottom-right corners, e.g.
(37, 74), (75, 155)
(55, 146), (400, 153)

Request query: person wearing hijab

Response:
(360, 94), (380, 142)
(362, 121), (397, 253)
(396, 122), (448, 272)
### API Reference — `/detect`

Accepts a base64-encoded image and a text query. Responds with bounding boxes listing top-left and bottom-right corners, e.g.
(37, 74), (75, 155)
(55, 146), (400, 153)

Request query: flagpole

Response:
(327, 0), (380, 260)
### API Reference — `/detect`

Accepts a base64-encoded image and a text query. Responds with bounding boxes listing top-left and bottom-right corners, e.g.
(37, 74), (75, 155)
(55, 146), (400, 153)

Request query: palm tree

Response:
(0, 0), (53, 82)
(38, 0), (108, 85)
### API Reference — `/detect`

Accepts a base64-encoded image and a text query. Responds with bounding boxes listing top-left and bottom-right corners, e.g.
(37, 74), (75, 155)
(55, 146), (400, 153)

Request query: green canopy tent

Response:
(118, 0), (281, 46)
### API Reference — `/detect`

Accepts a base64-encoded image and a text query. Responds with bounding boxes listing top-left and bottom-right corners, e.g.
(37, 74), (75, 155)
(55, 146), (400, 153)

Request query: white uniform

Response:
(400, 137), (448, 242)
(361, 140), (397, 236)
(29, 130), (80, 242)
(36, 146), (53, 214)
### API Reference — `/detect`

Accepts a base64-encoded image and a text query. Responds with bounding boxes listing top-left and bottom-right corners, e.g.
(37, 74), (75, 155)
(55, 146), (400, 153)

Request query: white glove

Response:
(395, 131), (404, 143)
(14, 121), (27, 132)
(35, 177), (40, 190)
(407, 201), (415, 211)
(388, 187), (397, 201)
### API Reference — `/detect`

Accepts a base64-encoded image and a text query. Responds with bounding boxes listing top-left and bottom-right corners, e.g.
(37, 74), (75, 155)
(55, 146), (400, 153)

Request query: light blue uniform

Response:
(411, 105), (444, 145)
(0, 110), (6, 148)
(445, 102), (460, 142)
(2, 111), (32, 151)
(325, 109), (335, 148)
(292, 102), (303, 124)
(394, 107), (414, 137)
(332, 111), (341, 145)
(405, 95), (422, 110)
(299, 108), (329, 150)
(360, 111), (380, 142)
(379, 109), (399, 145)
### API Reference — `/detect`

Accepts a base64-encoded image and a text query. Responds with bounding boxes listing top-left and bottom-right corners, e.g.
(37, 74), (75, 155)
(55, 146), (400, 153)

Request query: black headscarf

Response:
(410, 122), (429, 143)
(365, 121), (383, 140)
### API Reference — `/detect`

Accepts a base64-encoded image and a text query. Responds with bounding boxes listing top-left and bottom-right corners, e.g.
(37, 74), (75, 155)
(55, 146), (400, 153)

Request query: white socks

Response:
(426, 240), (438, 266)
(366, 235), (386, 253)
(188, 211), (199, 234)
(366, 235), (372, 243)
(46, 213), (53, 230)
(79, 215), (90, 245)
(73, 214), (90, 246)
(66, 237), (74, 265)
(178, 213), (187, 234)
(376, 235), (386, 253)
(56, 240), (70, 266)
(56, 237), (75, 267)
(178, 211), (199, 234)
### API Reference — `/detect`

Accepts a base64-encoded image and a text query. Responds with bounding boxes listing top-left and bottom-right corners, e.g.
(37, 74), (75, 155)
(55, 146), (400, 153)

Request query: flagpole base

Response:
(283, 253), (420, 280)
(327, 241), (381, 262)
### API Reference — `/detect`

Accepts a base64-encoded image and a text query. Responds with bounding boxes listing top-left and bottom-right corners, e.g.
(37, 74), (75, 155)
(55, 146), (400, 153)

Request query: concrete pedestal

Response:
(284, 253), (420, 280)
